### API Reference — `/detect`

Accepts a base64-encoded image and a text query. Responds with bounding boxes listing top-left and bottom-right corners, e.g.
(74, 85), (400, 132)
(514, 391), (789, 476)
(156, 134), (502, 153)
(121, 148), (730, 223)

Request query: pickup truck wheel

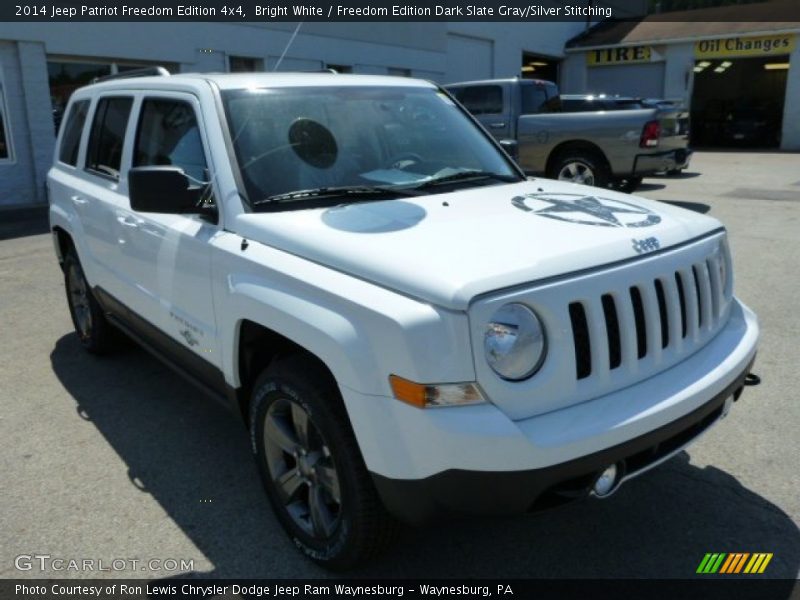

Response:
(250, 355), (397, 570)
(63, 250), (118, 354)
(551, 151), (610, 188)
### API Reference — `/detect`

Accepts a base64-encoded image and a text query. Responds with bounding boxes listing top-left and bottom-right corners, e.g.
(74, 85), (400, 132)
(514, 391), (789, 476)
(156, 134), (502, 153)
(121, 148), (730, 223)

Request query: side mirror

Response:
(128, 166), (213, 217)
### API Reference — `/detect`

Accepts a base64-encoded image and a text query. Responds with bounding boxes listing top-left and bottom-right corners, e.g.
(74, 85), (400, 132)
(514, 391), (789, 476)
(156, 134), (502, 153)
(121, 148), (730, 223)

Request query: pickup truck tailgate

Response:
(657, 108), (690, 152)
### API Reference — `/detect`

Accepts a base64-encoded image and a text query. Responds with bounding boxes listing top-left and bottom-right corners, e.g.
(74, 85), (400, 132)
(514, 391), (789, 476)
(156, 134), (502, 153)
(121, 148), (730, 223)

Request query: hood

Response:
(234, 179), (723, 310)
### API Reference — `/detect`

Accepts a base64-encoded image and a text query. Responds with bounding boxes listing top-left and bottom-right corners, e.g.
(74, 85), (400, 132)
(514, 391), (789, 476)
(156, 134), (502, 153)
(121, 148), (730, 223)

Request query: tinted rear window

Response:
(86, 97), (133, 180)
(453, 85), (503, 115)
(521, 85), (548, 114)
(58, 100), (90, 166)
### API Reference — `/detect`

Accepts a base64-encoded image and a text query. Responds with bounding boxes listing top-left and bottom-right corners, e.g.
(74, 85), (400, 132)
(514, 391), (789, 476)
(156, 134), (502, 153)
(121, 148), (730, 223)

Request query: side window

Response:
(457, 85), (503, 115)
(58, 100), (90, 166)
(560, 99), (582, 112)
(521, 85), (548, 115)
(134, 99), (208, 184)
(542, 96), (562, 113)
(86, 97), (133, 180)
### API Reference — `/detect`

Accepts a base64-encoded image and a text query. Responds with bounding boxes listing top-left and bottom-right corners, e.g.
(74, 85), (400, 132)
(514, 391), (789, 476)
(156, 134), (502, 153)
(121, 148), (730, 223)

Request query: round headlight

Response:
(483, 303), (546, 381)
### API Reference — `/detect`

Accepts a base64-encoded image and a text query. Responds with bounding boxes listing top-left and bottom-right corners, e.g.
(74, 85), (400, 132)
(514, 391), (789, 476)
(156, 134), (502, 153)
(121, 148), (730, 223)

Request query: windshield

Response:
(221, 86), (520, 209)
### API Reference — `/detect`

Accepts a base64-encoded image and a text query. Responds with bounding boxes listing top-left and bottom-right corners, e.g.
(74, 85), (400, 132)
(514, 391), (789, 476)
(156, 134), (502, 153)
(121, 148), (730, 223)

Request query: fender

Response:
(211, 231), (475, 397)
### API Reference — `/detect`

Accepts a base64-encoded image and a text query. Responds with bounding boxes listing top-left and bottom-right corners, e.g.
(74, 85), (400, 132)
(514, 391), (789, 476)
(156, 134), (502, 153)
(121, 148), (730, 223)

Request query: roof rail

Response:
(93, 66), (170, 84)
(298, 68), (338, 74)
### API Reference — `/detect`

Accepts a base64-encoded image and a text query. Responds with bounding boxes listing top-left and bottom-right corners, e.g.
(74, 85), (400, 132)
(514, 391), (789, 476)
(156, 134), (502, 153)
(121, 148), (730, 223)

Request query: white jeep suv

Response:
(48, 68), (759, 569)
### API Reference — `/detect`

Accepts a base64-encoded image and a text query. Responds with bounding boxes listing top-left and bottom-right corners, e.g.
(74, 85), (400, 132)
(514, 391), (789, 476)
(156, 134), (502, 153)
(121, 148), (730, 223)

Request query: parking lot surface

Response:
(1, 152), (798, 580)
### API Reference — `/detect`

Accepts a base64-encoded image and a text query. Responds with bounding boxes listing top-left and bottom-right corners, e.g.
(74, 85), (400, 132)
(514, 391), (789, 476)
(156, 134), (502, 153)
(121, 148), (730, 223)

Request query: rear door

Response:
(79, 95), (136, 300)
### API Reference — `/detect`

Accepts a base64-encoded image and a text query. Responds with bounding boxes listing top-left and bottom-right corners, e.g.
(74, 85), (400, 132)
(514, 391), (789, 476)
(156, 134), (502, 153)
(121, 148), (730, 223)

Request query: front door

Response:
(121, 93), (222, 371)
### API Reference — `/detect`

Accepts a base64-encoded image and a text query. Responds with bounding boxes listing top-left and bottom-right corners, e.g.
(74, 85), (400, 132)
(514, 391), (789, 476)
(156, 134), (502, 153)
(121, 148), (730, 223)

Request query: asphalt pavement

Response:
(1, 151), (798, 581)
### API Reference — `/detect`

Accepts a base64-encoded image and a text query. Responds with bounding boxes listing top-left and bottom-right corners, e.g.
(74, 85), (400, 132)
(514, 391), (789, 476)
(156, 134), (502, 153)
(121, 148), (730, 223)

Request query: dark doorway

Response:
(521, 52), (559, 83)
(690, 54), (788, 148)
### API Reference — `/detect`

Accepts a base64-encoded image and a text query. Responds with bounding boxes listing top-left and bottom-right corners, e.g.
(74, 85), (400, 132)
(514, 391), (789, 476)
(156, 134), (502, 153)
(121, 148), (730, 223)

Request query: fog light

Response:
(593, 464), (620, 497)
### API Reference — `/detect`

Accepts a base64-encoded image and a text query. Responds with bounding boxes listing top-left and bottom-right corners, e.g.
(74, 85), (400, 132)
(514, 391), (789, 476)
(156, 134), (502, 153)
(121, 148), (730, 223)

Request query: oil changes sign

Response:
(587, 45), (658, 66)
(695, 34), (796, 59)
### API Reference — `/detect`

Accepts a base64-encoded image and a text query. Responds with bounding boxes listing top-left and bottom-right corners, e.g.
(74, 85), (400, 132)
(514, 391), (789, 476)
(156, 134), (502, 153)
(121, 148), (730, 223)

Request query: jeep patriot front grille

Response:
(568, 248), (729, 381)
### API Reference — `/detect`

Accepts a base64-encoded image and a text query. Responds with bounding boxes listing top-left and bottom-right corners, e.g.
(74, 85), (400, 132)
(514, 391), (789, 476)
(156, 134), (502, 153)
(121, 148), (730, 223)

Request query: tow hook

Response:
(733, 372), (761, 403)
(744, 373), (761, 386)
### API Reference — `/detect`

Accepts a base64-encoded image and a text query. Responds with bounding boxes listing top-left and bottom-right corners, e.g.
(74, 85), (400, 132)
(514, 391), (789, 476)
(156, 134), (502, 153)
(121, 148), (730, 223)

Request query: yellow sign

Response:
(695, 34), (796, 59)
(587, 46), (654, 66)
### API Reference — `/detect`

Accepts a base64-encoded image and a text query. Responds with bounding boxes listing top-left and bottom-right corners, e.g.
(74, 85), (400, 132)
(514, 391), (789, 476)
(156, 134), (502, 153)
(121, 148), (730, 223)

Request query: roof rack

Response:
(93, 66), (170, 84)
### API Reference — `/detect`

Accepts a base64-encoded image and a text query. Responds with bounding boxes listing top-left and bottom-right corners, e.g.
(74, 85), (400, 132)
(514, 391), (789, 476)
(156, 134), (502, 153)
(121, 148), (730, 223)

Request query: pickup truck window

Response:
(134, 99), (209, 184)
(459, 85), (503, 115)
(521, 86), (548, 115)
(222, 86), (519, 208)
(58, 100), (89, 166)
(86, 97), (133, 180)
(452, 85), (503, 115)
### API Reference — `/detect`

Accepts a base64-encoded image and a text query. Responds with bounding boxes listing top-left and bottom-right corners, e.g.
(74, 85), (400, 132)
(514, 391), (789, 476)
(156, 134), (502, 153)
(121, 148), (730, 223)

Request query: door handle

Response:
(116, 215), (141, 228)
(70, 195), (89, 206)
(489, 122), (506, 129)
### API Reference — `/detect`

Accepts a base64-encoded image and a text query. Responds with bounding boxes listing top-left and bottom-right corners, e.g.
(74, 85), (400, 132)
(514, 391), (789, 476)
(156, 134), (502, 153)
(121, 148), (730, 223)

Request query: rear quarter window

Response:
(85, 96), (133, 180)
(521, 85), (548, 115)
(58, 100), (90, 166)
(454, 85), (503, 115)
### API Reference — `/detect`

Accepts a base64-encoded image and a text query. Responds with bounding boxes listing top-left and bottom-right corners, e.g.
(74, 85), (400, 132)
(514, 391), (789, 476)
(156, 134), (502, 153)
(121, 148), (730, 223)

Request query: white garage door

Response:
(587, 63), (666, 98)
(446, 34), (493, 83)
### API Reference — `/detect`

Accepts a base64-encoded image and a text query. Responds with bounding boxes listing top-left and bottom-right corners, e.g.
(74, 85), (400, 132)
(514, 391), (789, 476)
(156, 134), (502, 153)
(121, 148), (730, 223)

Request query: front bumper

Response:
(373, 357), (752, 523)
(633, 148), (693, 175)
(340, 299), (758, 523)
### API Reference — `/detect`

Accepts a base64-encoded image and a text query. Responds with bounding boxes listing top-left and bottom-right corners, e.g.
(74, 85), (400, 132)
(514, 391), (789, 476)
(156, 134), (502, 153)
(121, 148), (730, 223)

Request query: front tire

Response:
(250, 354), (397, 570)
(63, 250), (118, 354)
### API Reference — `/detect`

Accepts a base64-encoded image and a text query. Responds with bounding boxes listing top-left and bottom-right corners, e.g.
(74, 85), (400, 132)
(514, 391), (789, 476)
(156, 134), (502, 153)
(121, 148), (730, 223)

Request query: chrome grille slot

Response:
(675, 272), (688, 339)
(569, 302), (592, 380)
(601, 294), (622, 370)
(707, 256), (723, 320)
(654, 279), (669, 348)
(679, 267), (700, 340)
(695, 261), (713, 331)
(629, 286), (647, 359)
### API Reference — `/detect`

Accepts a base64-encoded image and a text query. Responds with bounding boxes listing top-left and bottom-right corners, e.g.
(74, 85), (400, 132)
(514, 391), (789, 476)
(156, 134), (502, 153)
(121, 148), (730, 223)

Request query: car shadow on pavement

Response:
(659, 200), (712, 214)
(50, 333), (800, 581)
(634, 183), (666, 193)
(652, 171), (702, 180)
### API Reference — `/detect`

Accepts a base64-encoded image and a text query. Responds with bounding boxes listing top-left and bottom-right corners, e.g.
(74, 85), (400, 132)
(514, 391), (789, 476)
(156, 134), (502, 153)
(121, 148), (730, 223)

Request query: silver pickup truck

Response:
(446, 78), (692, 193)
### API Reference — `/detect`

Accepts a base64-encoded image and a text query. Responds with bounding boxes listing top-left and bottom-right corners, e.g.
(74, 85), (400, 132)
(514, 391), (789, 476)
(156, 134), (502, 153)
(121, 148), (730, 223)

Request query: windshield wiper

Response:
(412, 170), (519, 190)
(254, 185), (417, 206)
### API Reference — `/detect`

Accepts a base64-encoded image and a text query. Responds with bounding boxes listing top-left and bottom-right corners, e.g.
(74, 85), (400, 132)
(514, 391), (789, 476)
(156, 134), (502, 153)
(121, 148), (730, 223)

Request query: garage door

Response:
(587, 63), (666, 98)
(446, 34), (493, 83)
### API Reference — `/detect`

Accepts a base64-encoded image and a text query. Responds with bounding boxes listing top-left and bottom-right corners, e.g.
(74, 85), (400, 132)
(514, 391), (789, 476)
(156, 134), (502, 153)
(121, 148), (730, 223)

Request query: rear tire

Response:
(549, 150), (610, 189)
(616, 176), (643, 194)
(63, 250), (119, 354)
(250, 354), (398, 570)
